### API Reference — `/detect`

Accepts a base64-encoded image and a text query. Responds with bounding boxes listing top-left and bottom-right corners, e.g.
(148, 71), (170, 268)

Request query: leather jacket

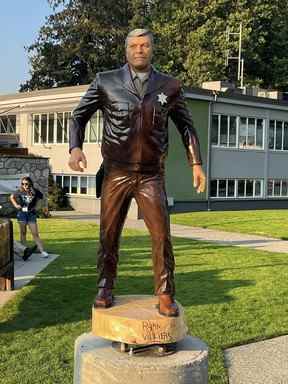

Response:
(69, 64), (202, 172)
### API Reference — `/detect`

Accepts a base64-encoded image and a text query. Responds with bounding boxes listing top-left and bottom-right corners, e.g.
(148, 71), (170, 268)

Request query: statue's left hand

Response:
(192, 164), (206, 194)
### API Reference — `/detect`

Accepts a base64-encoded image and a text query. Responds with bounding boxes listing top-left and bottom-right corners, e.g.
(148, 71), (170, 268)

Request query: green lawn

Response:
(171, 209), (288, 239)
(1, 219), (288, 383)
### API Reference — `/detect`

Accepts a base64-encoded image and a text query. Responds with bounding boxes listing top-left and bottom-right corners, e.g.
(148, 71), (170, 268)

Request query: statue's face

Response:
(126, 35), (153, 72)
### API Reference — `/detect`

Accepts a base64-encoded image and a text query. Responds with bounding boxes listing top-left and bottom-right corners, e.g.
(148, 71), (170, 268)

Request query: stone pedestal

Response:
(74, 333), (208, 384)
(74, 296), (208, 383)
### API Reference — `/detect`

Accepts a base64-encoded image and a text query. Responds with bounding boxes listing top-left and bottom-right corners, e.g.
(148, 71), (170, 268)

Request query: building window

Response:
(55, 112), (70, 143)
(80, 177), (87, 194)
(87, 177), (96, 195)
(220, 115), (228, 146)
(237, 179), (245, 197)
(33, 112), (70, 144)
(211, 115), (218, 145)
(212, 114), (237, 148)
(227, 179), (235, 196)
(268, 179), (288, 197)
(41, 114), (48, 143)
(54, 174), (97, 196)
(55, 175), (62, 188)
(239, 117), (247, 148)
(63, 176), (70, 194)
(33, 111), (103, 145)
(84, 111), (103, 144)
(71, 176), (78, 194)
(48, 113), (54, 143)
(0, 115), (16, 134)
(212, 114), (264, 150)
(269, 120), (288, 151)
(210, 179), (263, 198)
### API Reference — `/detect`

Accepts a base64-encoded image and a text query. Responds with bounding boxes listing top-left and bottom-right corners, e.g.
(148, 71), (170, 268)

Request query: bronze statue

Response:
(68, 29), (206, 317)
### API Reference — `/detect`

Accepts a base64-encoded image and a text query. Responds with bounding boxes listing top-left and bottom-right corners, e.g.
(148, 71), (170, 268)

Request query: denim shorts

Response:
(17, 211), (37, 224)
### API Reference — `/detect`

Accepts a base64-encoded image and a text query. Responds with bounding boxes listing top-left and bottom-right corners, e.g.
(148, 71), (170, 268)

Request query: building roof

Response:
(0, 85), (89, 113)
(1, 83), (288, 112)
(0, 85), (88, 102)
(184, 86), (288, 111)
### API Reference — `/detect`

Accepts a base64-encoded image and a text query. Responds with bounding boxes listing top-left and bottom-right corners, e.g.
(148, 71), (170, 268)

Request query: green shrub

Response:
(47, 174), (71, 211)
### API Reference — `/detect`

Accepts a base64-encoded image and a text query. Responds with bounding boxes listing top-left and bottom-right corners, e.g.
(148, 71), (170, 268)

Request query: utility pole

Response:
(225, 23), (244, 88)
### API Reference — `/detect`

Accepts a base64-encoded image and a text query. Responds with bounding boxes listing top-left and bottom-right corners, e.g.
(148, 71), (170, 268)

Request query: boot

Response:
(158, 294), (179, 317)
(94, 288), (114, 308)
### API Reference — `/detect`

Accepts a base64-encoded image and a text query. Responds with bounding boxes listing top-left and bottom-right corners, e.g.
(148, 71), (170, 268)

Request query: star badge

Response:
(157, 92), (168, 105)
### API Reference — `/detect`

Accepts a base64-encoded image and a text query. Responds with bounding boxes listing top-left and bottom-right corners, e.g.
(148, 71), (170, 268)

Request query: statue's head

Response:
(125, 29), (153, 72)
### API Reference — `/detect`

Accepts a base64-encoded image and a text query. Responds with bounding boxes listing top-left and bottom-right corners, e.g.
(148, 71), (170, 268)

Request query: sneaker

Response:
(40, 251), (49, 258)
(23, 247), (33, 261)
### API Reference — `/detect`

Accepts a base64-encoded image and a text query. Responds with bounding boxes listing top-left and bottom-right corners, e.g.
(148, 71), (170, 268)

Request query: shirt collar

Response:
(130, 67), (151, 82)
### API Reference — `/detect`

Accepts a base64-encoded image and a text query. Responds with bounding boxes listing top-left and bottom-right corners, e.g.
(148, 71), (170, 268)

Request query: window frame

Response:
(32, 111), (72, 145)
(210, 178), (264, 199)
(267, 179), (288, 198)
(84, 110), (103, 144)
(0, 115), (17, 135)
(32, 110), (103, 145)
(268, 119), (288, 151)
(53, 174), (98, 197)
(211, 113), (265, 150)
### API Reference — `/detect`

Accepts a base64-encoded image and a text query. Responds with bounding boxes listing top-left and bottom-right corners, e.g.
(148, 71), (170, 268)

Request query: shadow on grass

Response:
(0, 236), (254, 334)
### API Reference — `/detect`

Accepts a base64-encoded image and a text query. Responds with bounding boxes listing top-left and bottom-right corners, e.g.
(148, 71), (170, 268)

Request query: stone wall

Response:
(0, 156), (49, 217)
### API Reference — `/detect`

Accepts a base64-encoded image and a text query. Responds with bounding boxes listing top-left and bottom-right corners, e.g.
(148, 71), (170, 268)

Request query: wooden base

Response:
(0, 219), (14, 291)
(92, 295), (187, 345)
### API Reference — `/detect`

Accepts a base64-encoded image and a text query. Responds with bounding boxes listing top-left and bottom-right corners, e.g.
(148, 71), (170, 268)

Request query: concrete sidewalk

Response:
(224, 335), (288, 384)
(51, 210), (288, 254)
(170, 224), (288, 253)
(0, 252), (58, 308)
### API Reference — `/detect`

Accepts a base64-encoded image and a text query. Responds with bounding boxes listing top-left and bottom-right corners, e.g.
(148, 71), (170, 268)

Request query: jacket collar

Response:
(121, 63), (166, 97)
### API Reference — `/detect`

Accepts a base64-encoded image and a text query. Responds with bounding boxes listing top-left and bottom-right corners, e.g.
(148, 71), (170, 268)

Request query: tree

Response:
(151, 0), (288, 90)
(20, 0), (152, 91)
(21, 0), (288, 91)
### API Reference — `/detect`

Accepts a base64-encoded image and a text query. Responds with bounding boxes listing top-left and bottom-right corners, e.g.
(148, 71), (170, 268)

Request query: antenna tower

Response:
(225, 23), (244, 88)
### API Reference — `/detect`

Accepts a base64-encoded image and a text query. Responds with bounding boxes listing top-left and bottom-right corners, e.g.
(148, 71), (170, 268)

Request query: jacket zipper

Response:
(136, 98), (143, 165)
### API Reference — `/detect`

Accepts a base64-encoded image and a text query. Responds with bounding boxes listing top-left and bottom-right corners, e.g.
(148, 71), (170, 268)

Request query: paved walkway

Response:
(225, 335), (288, 384)
(0, 252), (58, 308)
(51, 210), (288, 254)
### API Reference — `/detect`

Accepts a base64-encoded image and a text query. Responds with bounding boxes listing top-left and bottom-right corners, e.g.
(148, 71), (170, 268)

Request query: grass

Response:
(1, 219), (288, 383)
(171, 209), (288, 239)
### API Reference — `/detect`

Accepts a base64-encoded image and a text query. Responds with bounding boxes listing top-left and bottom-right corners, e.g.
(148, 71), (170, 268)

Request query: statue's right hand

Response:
(68, 147), (87, 172)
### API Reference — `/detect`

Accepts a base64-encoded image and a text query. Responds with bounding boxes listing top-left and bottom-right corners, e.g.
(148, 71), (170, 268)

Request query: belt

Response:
(104, 159), (164, 173)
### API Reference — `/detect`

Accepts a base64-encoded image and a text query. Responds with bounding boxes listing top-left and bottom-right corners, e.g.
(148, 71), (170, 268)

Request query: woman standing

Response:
(10, 176), (49, 260)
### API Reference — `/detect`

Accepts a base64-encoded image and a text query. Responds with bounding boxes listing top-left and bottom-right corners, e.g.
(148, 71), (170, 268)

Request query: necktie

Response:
(134, 76), (144, 97)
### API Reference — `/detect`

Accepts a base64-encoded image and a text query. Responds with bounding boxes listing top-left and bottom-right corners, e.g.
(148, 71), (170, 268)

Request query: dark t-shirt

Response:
(13, 188), (43, 213)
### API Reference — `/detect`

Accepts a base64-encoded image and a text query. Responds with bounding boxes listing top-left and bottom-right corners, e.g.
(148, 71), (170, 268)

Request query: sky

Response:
(0, 1), (54, 95)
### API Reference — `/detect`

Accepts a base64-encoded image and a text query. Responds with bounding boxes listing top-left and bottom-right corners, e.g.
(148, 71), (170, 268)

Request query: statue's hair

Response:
(125, 29), (154, 48)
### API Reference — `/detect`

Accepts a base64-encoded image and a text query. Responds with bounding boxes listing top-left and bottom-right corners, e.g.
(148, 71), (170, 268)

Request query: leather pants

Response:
(97, 167), (175, 296)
